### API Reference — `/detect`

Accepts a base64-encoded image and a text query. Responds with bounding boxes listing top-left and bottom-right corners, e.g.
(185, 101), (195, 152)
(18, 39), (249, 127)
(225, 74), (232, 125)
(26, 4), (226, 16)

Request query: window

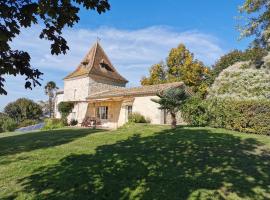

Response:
(97, 106), (108, 119)
(100, 59), (114, 72)
(125, 105), (132, 122)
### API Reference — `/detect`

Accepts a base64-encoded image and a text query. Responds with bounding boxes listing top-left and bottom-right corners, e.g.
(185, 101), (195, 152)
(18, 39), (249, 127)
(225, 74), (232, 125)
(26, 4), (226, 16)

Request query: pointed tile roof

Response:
(64, 42), (128, 83)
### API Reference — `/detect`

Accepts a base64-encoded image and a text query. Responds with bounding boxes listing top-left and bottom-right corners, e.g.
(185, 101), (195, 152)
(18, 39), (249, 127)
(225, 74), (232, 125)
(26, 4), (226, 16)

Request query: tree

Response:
(4, 98), (42, 123)
(152, 87), (189, 129)
(141, 62), (167, 85)
(37, 100), (50, 117)
(212, 46), (268, 79)
(167, 44), (208, 89)
(0, 0), (110, 95)
(141, 44), (209, 95)
(167, 44), (194, 81)
(212, 50), (246, 77)
(45, 81), (58, 118)
(239, 0), (270, 48)
(58, 101), (74, 124)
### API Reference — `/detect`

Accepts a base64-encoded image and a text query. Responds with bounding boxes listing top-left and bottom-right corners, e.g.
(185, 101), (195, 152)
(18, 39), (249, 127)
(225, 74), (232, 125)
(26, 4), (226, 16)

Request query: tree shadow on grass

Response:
(0, 128), (102, 157)
(6, 128), (270, 200)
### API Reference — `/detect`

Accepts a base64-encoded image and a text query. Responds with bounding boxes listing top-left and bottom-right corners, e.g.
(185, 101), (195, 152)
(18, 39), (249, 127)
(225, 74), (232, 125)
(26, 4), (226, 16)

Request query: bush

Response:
(181, 96), (209, 126)
(17, 119), (39, 128)
(128, 112), (148, 123)
(69, 119), (78, 126)
(182, 97), (270, 135)
(4, 98), (42, 123)
(42, 118), (65, 130)
(1, 118), (17, 132)
(207, 98), (270, 135)
(58, 102), (74, 123)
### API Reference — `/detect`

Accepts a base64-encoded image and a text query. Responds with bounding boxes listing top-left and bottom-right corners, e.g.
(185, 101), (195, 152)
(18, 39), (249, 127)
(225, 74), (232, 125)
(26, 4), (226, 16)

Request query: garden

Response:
(1, 124), (270, 199)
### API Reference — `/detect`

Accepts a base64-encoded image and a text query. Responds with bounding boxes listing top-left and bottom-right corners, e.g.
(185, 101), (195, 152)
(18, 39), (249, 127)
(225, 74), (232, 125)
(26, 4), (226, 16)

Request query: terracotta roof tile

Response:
(64, 42), (128, 83)
(87, 82), (185, 99)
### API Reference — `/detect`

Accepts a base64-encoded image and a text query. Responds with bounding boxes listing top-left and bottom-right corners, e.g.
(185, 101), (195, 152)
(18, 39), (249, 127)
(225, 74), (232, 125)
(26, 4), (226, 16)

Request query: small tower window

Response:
(100, 59), (114, 72)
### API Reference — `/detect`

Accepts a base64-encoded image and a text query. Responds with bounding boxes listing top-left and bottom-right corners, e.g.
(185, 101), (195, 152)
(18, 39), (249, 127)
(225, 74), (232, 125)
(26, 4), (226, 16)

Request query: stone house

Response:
(55, 41), (185, 129)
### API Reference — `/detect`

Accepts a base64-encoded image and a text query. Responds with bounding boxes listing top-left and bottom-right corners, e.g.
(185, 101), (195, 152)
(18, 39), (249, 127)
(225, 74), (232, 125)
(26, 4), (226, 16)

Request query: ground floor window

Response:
(127, 105), (133, 116)
(97, 106), (108, 119)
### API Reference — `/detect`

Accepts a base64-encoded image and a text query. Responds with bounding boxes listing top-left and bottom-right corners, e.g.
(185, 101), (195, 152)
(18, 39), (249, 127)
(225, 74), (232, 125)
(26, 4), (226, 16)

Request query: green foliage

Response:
(183, 97), (270, 135)
(239, 0), (270, 48)
(17, 119), (39, 128)
(141, 62), (167, 85)
(152, 87), (189, 128)
(42, 118), (65, 130)
(245, 46), (268, 63)
(69, 119), (78, 126)
(209, 56), (270, 99)
(141, 43), (210, 95)
(0, 0), (110, 95)
(128, 112), (148, 123)
(153, 87), (189, 113)
(0, 113), (12, 132)
(181, 96), (209, 126)
(0, 117), (17, 132)
(212, 47), (268, 79)
(1, 124), (270, 199)
(58, 102), (74, 123)
(4, 98), (42, 123)
(167, 44), (208, 89)
(207, 98), (270, 135)
(212, 50), (247, 77)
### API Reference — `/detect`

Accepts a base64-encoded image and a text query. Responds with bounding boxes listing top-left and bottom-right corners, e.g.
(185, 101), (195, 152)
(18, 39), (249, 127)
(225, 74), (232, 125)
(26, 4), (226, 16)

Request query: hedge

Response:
(181, 96), (209, 126)
(42, 118), (65, 130)
(207, 98), (270, 135)
(182, 97), (270, 135)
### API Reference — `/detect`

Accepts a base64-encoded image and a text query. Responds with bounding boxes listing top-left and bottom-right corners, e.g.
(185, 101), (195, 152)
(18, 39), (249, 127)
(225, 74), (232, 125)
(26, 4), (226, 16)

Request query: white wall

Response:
(64, 76), (90, 101)
(63, 77), (90, 124)
(131, 96), (163, 125)
(54, 93), (64, 118)
(118, 104), (127, 127)
(67, 102), (89, 124)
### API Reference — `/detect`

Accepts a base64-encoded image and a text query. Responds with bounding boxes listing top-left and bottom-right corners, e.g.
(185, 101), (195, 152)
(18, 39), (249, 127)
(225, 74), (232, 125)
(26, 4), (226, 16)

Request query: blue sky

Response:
(1, 0), (250, 111)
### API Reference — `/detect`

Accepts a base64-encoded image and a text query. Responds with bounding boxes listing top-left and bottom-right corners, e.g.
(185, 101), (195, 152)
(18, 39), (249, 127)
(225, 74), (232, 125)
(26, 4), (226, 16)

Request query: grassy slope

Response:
(0, 124), (270, 200)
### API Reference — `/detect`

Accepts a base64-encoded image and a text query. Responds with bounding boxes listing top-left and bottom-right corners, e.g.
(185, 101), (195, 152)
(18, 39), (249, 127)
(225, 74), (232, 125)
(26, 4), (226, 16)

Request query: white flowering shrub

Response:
(208, 54), (270, 100)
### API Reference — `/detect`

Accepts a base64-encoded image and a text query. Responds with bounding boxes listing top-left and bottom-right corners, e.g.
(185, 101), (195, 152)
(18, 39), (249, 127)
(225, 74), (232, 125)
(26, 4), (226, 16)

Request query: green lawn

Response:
(0, 124), (270, 200)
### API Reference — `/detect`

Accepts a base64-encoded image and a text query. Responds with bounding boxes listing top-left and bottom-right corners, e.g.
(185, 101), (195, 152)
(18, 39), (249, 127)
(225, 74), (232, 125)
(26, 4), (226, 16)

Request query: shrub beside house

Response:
(182, 54), (270, 135)
(0, 98), (43, 132)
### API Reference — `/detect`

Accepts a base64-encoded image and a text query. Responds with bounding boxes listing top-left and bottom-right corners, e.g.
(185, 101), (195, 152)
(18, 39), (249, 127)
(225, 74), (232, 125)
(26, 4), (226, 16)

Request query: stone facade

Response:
(89, 75), (126, 94)
(60, 75), (126, 124)
(64, 76), (90, 101)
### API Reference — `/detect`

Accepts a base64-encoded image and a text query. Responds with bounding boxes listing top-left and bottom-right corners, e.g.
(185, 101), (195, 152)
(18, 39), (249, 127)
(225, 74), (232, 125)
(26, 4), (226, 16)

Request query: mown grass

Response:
(0, 124), (270, 200)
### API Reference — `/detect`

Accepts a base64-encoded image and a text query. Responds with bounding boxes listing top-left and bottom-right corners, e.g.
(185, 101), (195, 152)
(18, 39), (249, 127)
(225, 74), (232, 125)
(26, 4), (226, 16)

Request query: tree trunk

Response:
(49, 97), (52, 118)
(170, 112), (177, 129)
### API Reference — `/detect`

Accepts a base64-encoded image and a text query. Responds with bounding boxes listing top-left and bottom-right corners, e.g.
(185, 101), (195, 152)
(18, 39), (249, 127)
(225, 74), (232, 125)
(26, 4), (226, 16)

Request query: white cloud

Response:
(1, 25), (225, 110)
